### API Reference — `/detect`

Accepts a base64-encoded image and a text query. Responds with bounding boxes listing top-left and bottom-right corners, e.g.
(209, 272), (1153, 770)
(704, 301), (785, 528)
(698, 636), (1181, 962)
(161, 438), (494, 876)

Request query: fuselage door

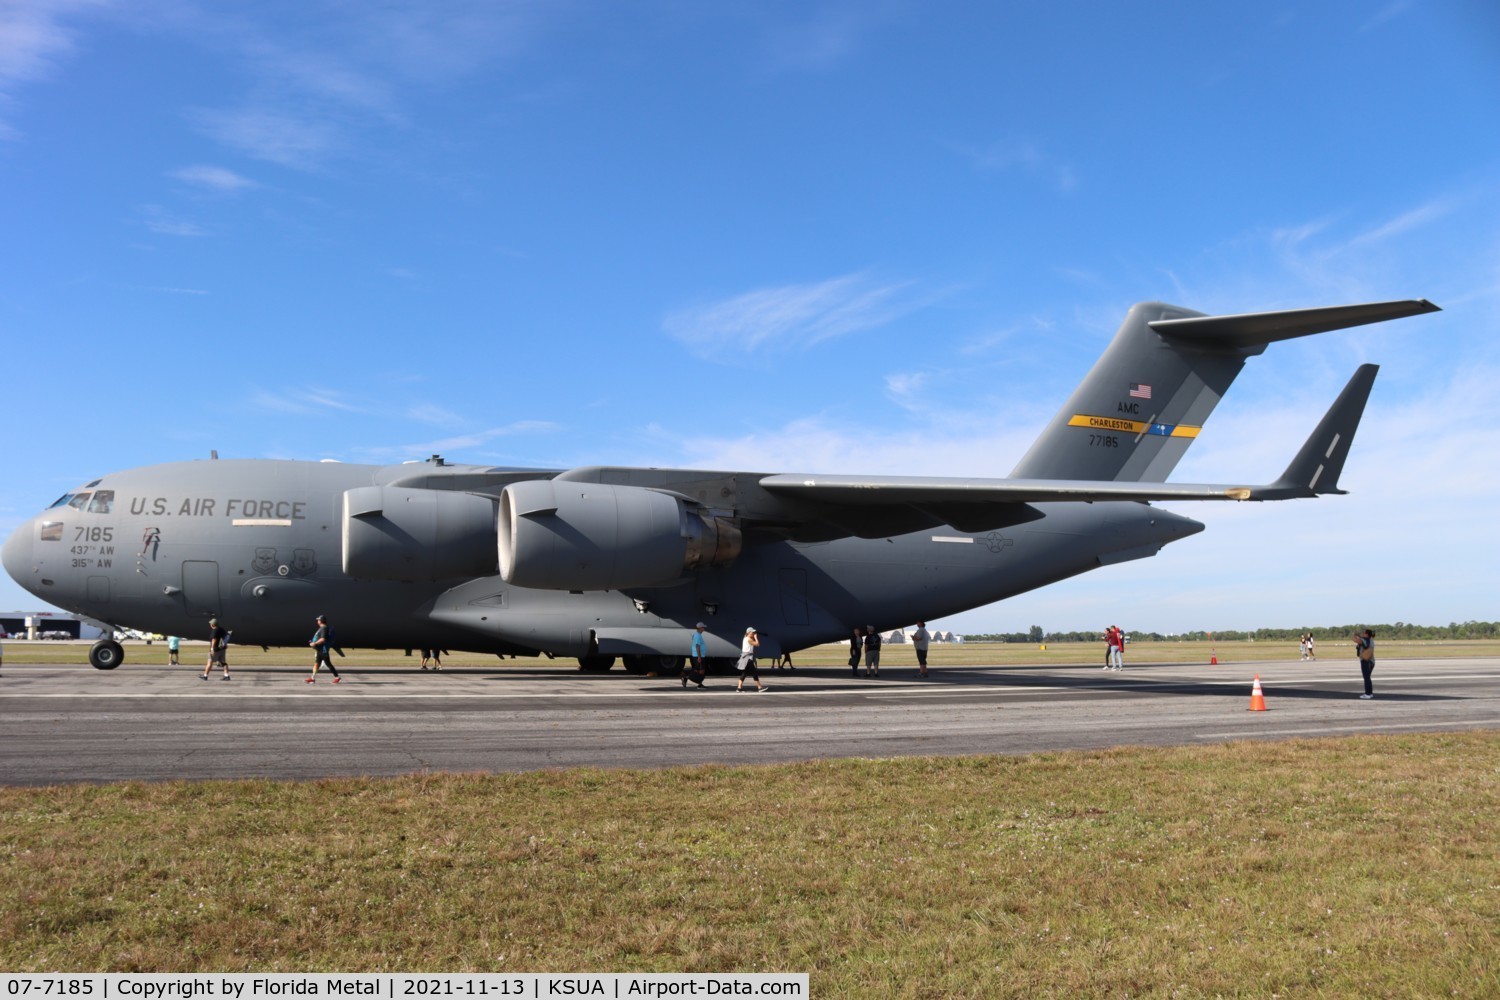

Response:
(181, 560), (220, 617)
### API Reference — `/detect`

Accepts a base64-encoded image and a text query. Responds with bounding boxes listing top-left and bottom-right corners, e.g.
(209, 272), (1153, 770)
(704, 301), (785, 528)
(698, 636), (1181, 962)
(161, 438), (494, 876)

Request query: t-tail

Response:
(1009, 299), (1439, 482)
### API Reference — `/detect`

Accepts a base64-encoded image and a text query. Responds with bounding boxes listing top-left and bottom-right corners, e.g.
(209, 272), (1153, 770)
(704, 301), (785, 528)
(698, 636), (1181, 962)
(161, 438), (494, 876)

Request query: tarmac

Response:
(1, 655), (1497, 785)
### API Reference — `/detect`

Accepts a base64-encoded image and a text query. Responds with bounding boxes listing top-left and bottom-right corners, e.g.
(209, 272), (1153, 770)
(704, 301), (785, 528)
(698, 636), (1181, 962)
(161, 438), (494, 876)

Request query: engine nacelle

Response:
(343, 486), (498, 581)
(498, 480), (740, 591)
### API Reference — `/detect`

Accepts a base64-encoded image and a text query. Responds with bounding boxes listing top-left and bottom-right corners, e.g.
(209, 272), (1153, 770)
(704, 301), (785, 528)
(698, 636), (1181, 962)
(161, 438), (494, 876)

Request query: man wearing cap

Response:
(684, 622), (709, 688)
(307, 614), (342, 684)
(201, 617), (231, 681)
(736, 627), (766, 693)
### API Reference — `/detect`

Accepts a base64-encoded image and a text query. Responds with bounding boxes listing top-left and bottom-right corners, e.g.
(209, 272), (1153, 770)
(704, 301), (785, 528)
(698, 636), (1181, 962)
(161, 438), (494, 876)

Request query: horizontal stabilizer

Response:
(1254, 364), (1379, 499)
(1148, 299), (1439, 350)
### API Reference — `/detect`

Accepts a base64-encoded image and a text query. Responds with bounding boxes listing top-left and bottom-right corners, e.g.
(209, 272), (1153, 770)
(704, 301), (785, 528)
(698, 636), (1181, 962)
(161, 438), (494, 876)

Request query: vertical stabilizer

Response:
(1009, 302), (1242, 482)
(1009, 298), (1437, 482)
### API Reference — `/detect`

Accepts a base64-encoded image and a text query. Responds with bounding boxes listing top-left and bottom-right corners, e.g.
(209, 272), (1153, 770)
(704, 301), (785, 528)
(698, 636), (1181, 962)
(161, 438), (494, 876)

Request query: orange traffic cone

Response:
(1248, 675), (1267, 712)
(1210, 649), (1218, 665)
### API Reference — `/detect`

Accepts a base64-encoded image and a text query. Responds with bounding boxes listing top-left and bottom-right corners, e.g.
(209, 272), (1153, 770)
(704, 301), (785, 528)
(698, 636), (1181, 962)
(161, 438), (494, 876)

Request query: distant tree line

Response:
(969, 621), (1500, 643)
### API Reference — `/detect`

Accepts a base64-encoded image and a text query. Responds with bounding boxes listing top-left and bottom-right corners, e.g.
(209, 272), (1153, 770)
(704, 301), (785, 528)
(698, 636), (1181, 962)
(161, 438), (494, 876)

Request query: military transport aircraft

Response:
(3, 298), (1438, 672)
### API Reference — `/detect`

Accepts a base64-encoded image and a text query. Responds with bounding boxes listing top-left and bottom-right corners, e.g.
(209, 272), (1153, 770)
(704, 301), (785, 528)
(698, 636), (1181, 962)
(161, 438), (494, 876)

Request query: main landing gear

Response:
(89, 639), (125, 670)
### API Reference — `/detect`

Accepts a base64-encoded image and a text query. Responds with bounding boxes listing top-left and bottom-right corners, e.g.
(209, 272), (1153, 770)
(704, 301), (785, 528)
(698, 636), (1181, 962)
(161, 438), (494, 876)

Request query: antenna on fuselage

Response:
(211, 450), (219, 460)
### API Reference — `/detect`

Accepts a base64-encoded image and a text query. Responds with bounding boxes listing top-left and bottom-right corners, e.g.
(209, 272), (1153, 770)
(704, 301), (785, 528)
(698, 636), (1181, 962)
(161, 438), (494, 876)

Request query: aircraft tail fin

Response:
(1008, 299), (1437, 482)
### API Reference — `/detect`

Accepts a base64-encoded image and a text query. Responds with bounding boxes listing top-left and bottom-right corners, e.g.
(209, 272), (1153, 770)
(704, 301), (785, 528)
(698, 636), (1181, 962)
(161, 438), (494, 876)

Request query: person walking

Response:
(1306, 634), (1316, 661)
(684, 622), (709, 688)
(1353, 628), (1376, 699)
(849, 627), (862, 676)
(307, 614), (342, 684)
(736, 627), (766, 693)
(167, 635), (180, 666)
(911, 620), (931, 677)
(420, 648), (432, 669)
(201, 618), (231, 681)
(863, 625), (882, 677)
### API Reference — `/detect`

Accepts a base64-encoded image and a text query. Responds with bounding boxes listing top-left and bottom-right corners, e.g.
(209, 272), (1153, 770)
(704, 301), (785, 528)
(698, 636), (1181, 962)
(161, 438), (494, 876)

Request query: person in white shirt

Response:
(911, 621), (931, 677)
(736, 627), (766, 693)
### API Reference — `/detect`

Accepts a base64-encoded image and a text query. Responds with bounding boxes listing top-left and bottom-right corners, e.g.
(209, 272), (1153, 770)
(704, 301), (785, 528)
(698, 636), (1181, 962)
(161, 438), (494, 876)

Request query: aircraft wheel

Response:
(705, 656), (737, 676)
(623, 654), (684, 676)
(90, 639), (125, 670)
(577, 654), (616, 673)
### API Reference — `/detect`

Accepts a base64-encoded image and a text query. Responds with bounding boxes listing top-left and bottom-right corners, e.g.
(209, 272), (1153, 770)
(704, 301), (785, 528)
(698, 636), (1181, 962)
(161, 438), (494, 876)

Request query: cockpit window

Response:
(67, 493), (92, 511)
(48, 494), (74, 509)
(87, 490), (114, 514)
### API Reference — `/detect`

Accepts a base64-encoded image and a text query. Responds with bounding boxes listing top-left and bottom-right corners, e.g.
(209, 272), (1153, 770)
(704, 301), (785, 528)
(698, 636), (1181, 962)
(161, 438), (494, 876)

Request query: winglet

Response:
(1250, 364), (1379, 499)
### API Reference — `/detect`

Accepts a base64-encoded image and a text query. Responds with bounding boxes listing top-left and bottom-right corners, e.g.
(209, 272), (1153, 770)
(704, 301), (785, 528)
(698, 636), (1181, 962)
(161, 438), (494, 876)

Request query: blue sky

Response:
(2, 1), (1497, 635)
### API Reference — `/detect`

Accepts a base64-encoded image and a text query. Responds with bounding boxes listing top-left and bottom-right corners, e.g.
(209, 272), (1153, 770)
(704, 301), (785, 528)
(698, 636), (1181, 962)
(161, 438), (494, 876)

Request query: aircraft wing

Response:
(758, 474), (1261, 504)
(760, 362), (1381, 510)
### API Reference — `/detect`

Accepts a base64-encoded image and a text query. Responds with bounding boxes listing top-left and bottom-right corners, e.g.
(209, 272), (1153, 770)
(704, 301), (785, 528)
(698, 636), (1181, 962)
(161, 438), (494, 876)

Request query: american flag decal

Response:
(1128, 383), (1152, 399)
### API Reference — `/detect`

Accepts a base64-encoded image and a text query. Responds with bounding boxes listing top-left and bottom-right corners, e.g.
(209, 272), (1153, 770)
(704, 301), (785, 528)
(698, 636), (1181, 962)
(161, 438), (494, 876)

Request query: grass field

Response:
(2, 733), (1499, 995)
(11, 636), (1500, 669)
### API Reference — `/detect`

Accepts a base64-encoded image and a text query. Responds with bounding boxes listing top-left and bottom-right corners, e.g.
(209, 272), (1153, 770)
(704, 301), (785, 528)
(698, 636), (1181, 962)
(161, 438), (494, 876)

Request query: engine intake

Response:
(498, 480), (740, 591)
(343, 486), (498, 581)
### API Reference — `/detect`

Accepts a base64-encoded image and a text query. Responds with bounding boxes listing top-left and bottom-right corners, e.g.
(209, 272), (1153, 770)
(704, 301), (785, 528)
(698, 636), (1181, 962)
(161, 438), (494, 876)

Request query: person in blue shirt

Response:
(684, 623), (708, 688)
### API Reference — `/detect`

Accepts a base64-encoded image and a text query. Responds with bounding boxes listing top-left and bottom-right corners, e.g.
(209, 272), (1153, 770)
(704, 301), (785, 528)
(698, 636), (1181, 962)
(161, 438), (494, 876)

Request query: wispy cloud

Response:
(960, 137), (1078, 193)
(1186, 191), (1482, 310)
(1359, 0), (1415, 33)
(1343, 199), (1454, 250)
(169, 164), (259, 193)
(140, 286), (209, 296)
(0, 0), (104, 140)
(241, 42), (399, 119)
(407, 420), (560, 454)
(756, 5), (891, 72)
(664, 273), (920, 358)
(252, 388), (365, 415)
(883, 371), (930, 412)
(672, 415), (1033, 479)
(191, 107), (338, 170)
(168, 3), (556, 170)
(139, 204), (207, 237)
(406, 403), (466, 427)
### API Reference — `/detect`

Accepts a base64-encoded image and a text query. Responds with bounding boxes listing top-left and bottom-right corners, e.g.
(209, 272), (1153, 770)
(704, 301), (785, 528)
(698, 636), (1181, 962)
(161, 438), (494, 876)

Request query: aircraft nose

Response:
(3, 518), (36, 592)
